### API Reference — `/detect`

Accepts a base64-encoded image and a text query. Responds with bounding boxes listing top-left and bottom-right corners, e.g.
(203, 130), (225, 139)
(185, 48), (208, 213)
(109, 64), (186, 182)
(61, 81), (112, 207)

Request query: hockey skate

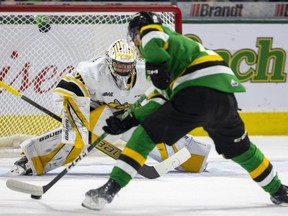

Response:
(82, 179), (121, 210)
(270, 184), (288, 205)
(9, 156), (32, 176)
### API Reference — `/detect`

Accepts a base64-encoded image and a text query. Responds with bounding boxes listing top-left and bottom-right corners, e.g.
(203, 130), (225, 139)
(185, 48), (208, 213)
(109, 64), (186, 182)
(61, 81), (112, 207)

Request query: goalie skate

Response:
(82, 179), (121, 210)
(8, 156), (32, 176)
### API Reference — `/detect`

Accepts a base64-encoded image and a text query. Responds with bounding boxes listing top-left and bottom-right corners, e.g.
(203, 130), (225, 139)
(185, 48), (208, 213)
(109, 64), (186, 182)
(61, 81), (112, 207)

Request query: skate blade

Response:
(81, 196), (108, 210)
(270, 197), (288, 206)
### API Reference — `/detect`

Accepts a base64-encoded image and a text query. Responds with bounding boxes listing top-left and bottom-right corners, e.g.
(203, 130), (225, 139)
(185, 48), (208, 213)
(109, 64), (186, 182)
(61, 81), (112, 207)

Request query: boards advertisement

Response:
(182, 22), (288, 135)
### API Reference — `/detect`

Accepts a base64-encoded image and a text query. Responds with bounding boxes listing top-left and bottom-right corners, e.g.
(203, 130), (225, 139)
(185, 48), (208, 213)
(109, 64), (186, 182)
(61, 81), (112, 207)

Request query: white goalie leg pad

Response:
(90, 105), (121, 144)
(62, 96), (90, 146)
(175, 134), (211, 172)
(21, 104), (123, 176)
(149, 134), (211, 173)
(21, 128), (74, 175)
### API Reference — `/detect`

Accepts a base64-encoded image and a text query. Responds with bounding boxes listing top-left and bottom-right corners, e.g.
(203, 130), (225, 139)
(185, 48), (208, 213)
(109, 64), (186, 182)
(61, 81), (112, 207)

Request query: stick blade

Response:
(6, 179), (44, 196)
(138, 147), (190, 179)
(154, 147), (190, 176)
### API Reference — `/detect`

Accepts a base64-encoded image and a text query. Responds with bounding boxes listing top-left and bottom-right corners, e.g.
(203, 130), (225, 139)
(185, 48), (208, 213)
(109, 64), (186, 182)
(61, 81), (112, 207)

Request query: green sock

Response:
(232, 142), (281, 194)
(110, 125), (156, 188)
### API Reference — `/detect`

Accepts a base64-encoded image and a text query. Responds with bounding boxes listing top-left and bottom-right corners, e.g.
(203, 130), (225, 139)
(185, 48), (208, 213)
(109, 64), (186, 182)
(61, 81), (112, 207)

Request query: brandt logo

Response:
(102, 92), (113, 97)
(190, 3), (243, 17)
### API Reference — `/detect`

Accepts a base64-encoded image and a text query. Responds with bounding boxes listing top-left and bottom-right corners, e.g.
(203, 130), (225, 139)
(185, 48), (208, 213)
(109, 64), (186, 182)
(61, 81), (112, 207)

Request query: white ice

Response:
(1, 136), (288, 216)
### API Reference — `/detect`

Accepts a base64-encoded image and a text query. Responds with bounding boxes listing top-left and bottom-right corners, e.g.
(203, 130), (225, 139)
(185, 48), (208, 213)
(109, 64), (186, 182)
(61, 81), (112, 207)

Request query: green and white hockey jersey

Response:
(138, 24), (246, 98)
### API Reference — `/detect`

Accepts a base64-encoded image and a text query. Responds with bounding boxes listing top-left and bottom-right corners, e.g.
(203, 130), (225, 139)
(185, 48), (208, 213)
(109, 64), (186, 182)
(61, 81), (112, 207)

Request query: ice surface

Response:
(0, 136), (288, 215)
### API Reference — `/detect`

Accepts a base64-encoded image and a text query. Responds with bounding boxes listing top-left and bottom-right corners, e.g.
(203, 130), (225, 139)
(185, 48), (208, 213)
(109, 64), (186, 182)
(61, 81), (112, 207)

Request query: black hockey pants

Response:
(141, 86), (250, 159)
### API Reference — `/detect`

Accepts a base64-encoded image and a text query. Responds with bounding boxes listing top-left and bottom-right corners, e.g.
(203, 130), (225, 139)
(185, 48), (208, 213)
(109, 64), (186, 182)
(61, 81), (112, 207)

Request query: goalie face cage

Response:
(0, 4), (182, 147)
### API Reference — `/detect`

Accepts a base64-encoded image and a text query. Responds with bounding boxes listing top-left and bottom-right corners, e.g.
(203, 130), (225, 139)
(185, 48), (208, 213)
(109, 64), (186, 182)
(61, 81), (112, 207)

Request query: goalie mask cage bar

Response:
(0, 4), (182, 148)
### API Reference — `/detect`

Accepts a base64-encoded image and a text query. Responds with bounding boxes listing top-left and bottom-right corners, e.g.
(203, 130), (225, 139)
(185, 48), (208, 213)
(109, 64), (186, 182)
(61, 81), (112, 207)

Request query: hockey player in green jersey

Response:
(81, 11), (288, 210)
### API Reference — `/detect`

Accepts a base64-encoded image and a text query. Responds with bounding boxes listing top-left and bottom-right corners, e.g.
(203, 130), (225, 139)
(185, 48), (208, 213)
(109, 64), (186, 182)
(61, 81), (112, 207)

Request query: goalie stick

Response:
(1, 81), (190, 194)
(6, 147), (190, 196)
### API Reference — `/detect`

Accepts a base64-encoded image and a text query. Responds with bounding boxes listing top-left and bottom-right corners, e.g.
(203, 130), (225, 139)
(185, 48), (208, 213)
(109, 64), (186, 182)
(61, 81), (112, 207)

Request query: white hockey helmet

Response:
(106, 39), (136, 90)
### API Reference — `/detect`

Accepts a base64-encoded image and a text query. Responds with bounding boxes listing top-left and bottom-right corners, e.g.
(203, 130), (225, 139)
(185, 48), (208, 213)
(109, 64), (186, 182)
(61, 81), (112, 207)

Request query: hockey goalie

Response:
(9, 39), (211, 176)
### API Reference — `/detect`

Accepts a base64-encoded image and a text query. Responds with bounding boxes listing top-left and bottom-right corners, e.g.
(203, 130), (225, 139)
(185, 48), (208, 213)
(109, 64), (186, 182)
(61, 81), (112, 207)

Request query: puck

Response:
(31, 194), (42, 200)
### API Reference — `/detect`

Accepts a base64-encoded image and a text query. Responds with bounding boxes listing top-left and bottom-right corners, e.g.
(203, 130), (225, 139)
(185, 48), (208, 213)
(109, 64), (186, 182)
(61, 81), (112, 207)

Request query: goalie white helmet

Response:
(106, 39), (136, 90)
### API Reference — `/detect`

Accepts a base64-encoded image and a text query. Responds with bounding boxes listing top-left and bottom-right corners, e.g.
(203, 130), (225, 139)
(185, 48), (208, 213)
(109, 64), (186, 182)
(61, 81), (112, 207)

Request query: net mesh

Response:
(0, 7), (179, 148)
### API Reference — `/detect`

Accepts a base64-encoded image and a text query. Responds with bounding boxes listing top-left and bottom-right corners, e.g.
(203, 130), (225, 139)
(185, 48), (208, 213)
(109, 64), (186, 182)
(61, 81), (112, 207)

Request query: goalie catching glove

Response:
(146, 62), (172, 90)
(103, 113), (139, 135)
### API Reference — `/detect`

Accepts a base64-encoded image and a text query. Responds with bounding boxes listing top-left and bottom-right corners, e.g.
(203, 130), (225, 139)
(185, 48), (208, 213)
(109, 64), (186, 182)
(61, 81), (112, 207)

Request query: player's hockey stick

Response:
(1, 81), (190, 195)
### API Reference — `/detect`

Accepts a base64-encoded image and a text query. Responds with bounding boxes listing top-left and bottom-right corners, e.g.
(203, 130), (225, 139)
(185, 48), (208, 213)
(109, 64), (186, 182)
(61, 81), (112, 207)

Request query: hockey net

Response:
(0, 4), (182, 153)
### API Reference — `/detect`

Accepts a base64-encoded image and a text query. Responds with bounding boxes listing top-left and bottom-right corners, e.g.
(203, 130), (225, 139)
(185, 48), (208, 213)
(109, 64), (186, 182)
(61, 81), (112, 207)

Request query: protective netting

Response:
(0, 7), (179, 147)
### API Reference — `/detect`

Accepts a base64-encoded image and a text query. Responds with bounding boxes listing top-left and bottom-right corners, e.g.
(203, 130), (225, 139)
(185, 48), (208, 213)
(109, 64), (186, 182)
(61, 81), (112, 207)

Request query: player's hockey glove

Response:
(146, 62), (172, 90)
(102, 113), (139, 135)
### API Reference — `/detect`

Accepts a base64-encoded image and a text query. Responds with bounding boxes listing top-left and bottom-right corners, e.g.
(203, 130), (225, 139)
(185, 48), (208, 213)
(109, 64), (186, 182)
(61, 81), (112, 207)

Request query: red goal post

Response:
(0, 4), (182, 148)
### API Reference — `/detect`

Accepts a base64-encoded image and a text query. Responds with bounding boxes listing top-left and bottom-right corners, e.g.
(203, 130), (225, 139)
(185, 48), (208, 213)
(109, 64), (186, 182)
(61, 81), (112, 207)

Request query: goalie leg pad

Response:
(90, 105), (121, 144)
(18, 104), (123, 176)
(20, 128), (74, 175)
(62, 96), (90, 147)
(176, 134), (211, 172)
(149, 134), (211, 173)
